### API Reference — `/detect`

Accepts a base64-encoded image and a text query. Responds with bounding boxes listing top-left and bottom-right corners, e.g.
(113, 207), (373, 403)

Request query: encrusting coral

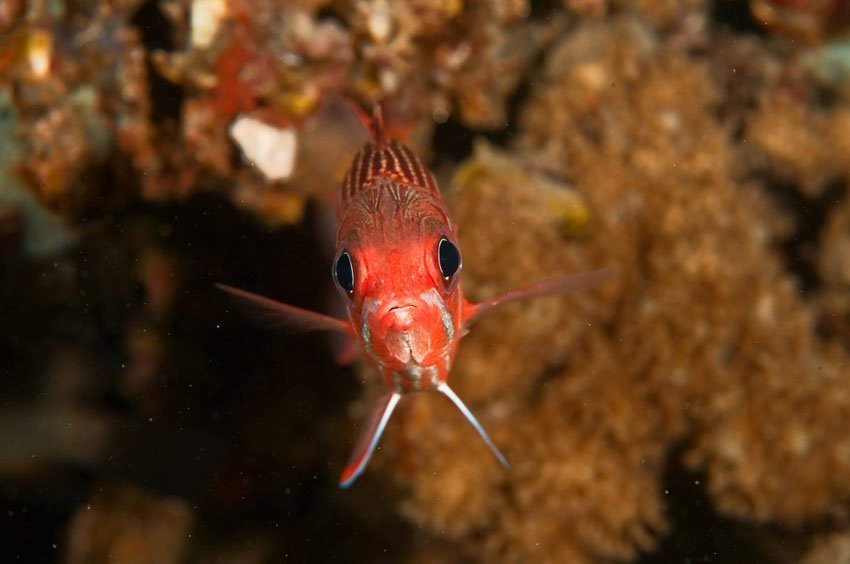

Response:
(3, 0), (555, 226)
(745, 92), (850, 198)
(817, 196), (850, 344)
(378, 16), (850, 563)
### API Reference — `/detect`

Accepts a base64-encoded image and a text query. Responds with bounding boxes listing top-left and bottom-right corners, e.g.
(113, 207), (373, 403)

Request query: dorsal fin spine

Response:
(372, 103), (386, 148)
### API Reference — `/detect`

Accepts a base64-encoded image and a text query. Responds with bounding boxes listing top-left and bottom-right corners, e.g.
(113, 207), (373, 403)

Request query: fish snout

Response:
(362, 295), (452, 368)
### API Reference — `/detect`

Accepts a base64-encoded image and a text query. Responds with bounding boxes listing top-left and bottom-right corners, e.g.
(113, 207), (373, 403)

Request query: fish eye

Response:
(438, 238), (461, 280)
(334, 250), (355, 294)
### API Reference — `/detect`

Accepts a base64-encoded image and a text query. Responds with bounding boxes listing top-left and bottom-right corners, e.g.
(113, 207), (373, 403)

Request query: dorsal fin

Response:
(371, 103), (386, 148)
(287, 96), (372, 206)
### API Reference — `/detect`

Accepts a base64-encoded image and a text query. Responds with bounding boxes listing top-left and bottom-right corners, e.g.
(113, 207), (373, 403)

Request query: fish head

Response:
(333, 184), (465, 378)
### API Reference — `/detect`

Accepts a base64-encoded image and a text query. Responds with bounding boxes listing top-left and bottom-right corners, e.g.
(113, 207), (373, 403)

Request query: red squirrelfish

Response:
(219, 106), (611, 488)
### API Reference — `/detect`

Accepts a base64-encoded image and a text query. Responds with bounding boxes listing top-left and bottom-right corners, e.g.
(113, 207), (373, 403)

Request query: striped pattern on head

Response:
(341, 139), (440, 205)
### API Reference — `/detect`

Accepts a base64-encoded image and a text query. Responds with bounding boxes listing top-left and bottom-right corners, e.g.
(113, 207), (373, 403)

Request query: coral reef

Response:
(383, 14), (850, 563)
(2, 0), (556, 226)
(2, 0), (850, 563)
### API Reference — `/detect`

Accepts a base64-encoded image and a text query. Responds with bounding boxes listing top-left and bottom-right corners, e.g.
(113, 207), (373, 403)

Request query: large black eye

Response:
(438, 238), (461, 279)
(334, 251), (355, 294)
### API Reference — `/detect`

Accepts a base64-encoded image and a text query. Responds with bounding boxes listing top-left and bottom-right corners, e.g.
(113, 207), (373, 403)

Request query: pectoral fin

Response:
(339, 392), (402, 488)
(330, 333), (359, 366)
(464, 268), (615, 327)
(437, 383), (508, 470)
(217, 283), (352, 335)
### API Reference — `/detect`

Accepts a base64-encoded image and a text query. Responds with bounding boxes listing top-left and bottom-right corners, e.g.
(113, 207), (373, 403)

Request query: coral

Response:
(817, 197), (850, 344)
(801, 531), (850, 564)
(745, 92), (850, 197)
(2, 0), (560, 227)
(751, 0), (850, 43)
(1, 3), (159, 219)
(381, 16), (850, 562)
(0, 89), (71, 259)
(65, 484), (194, 564)
(563, 0), (709, 30)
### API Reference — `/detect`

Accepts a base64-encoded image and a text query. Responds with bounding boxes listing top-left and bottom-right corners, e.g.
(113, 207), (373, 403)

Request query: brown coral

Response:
(746, 92), (850, 197)
(65, 484), (194, 564)
(817, 197), (850, 346)
(381, 16), (850, 562)
(801, 531), (850, 564)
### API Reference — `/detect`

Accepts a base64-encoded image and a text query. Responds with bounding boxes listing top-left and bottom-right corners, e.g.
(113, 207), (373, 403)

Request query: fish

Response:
(218, 104), (613, 488)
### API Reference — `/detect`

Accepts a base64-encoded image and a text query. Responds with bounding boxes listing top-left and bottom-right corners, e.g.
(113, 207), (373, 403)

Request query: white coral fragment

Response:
(26, 29), (52, 79)
(229, 116), (298, 182)
(190, 0), (227, 48)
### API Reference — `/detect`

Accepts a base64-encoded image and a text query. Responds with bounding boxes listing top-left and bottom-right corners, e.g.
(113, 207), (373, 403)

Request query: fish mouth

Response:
(361, 295), (446, 366)
(385, 304), (417, 331)
(377, 303), (424, 364)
